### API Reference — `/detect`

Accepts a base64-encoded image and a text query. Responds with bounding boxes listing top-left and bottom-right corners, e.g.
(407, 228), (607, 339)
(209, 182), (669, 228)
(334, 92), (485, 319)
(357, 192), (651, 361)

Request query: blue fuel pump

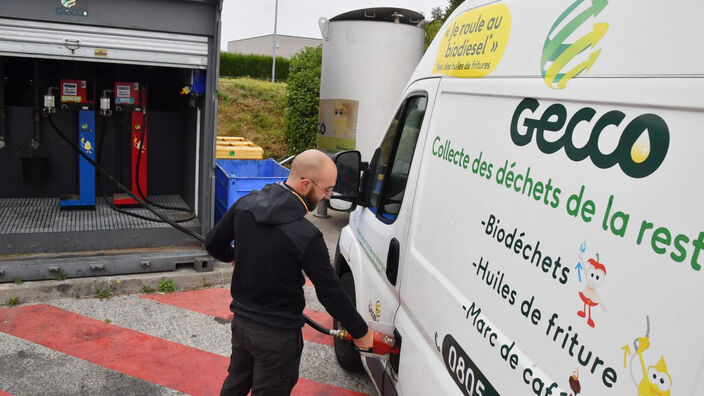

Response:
(60, 109), (96, 209)
(54, 78), (96, 210)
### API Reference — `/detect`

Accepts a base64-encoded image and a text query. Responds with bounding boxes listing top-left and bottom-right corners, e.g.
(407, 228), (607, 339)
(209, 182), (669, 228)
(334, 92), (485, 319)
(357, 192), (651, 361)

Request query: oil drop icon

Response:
(631, 129), (650, 164)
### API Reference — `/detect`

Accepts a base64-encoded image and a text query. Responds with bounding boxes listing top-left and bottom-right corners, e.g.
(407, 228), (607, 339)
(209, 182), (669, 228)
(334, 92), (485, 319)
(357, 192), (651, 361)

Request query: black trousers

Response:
(220, 315), (304, 396)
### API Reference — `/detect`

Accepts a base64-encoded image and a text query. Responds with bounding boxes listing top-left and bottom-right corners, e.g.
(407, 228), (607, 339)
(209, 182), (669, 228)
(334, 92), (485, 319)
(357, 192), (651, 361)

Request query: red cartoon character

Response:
(577, 255), (606, 328)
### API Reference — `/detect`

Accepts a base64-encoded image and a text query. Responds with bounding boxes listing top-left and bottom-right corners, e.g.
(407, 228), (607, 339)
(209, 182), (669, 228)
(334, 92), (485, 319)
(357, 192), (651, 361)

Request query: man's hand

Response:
(354, 329), (374, 350)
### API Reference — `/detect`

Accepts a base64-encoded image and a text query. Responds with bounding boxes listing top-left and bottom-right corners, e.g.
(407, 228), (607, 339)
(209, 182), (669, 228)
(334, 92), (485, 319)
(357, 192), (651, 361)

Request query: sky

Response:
(220, 0), (446, 50)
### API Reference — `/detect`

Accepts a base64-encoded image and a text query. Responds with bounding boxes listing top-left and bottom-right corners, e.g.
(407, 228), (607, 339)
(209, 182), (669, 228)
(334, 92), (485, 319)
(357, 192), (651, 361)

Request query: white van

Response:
(327, 0), (704, 395)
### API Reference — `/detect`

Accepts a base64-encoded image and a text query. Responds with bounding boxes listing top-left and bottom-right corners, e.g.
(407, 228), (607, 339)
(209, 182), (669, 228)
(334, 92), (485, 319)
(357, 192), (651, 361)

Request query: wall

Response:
(227, 35), (322, 59)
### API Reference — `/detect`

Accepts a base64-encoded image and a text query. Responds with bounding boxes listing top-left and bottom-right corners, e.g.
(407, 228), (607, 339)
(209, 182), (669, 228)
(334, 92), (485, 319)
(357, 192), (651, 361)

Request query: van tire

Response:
(334, 272), (364, 372)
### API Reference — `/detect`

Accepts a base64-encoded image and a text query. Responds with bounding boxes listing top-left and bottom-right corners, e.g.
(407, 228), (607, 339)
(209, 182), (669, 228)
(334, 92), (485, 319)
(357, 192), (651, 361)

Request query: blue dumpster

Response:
(214, 159), (290, 224)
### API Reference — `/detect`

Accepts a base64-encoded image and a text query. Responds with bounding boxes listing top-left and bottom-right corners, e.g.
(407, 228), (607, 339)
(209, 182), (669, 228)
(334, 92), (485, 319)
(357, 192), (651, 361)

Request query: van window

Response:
(369, 95), (428, 222)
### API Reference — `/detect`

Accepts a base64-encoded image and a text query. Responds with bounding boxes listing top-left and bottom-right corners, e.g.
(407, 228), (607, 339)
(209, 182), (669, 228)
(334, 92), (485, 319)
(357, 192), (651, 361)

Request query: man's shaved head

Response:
(286, 149), (337, 211)
(289, 149), (334, 180)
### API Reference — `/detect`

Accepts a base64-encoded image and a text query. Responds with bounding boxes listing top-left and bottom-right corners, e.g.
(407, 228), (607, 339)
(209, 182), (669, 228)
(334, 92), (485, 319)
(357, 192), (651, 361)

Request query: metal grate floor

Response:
(0, 196), (200, 235)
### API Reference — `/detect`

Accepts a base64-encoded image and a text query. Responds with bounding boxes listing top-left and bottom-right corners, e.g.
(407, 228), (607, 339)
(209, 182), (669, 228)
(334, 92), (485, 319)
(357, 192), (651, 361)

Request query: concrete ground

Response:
(0, 210), (350, 305)
(0, 210), (376, 396)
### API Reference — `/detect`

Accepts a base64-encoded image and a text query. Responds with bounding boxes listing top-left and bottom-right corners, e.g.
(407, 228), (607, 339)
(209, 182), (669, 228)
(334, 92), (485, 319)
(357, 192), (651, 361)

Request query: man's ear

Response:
(300, 178), (312, 193)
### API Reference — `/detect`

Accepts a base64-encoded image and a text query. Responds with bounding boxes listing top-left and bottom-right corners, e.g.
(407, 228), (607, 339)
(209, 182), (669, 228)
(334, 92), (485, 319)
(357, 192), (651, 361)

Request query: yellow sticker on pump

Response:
(432, 3), (511, 78)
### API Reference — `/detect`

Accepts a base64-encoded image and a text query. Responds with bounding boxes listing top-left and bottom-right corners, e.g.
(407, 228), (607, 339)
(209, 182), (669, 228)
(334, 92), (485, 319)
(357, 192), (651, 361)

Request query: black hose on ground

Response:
(96, 115), (195, 224)
(133, 85), (195, 216)
(52, 109), (334, 336)
(47, 113), (206, 243)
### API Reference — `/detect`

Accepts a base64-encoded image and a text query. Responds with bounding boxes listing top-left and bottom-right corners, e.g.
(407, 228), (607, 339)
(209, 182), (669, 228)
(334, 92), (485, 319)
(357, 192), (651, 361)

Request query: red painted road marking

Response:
(0, 391), (14, 396)
(0, 304), (225, 396)
(141, 288), (233, 320)
(0, 305), (367, 396)
(141, 288), (336, 346)
(302, 309), (334, 347)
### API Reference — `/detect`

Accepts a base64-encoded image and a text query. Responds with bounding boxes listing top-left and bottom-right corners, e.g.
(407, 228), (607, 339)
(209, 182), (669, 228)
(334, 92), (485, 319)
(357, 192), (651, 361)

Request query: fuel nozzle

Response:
(100, 89), (113, 117)
(43, 87), (57, 116)
(303, 314), (400, 355)
(332, 328), (400, 355)
(180, 85), (201, 108)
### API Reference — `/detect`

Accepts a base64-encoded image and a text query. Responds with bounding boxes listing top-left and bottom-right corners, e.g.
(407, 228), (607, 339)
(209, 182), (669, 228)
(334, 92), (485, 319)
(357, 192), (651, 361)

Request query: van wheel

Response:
(334, 272), (364, 372)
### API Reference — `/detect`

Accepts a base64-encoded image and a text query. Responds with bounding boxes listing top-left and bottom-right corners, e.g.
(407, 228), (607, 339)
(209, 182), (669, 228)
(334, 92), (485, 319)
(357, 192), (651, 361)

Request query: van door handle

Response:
(386, 238), (400, 286)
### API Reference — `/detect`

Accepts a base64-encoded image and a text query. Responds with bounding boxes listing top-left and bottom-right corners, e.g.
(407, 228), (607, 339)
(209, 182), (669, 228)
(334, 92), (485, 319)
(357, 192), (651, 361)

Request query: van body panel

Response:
(394, 76), (702, 394)
(411, 0), (704, 86)
(337, 1), (704, 394)
(393, 307), (462, 396)
(337, 224), (355, 272)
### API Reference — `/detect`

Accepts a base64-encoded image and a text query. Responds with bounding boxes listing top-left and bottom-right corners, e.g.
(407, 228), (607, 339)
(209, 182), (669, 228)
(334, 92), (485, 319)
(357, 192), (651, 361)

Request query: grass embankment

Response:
(217, 77), (288, 160)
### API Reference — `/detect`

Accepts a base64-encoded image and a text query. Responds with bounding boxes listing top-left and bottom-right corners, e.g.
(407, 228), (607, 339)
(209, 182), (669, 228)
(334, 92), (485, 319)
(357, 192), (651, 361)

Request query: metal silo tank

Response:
(317, 8), (425, 162)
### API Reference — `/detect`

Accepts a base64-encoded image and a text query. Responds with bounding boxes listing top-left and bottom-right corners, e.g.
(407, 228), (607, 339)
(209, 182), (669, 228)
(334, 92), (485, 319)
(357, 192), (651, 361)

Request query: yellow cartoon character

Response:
(80, 137), (93, 154)
(635, 336), (672, 396)
(331, 100), (349, 136)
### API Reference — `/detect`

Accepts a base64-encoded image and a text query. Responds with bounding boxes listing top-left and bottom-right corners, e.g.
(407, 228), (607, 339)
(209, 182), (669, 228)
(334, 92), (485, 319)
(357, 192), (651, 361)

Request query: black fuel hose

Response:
(96, 116), (195, 224)
(133, 87), (194, 216)
(50, 112), (333, 335)
(304, 314), (334, 335)
(47, 114), (206, 243)
(33, 62), (41, 144)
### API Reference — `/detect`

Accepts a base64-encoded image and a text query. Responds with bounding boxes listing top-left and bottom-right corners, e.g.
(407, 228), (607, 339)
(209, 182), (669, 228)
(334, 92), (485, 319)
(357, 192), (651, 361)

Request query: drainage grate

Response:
(0, 196), (199, 235)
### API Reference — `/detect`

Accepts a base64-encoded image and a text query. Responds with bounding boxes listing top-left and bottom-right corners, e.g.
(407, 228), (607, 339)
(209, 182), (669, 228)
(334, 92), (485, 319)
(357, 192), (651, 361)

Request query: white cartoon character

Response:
(577, 254), (606, 328)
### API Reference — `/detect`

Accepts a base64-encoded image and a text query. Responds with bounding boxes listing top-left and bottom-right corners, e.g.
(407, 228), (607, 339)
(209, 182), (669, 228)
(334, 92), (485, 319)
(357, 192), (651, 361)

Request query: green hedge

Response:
(220, 52), (290, 81)
(284, 46), (322, 154)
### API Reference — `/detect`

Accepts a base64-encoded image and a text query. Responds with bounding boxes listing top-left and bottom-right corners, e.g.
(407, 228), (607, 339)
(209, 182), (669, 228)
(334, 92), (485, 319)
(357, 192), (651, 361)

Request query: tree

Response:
(424, 7), (445, 50)
(424, 0), (466, 50)
(431, 6), (444, 20)
(444, 0), (464, 21)
(284, 46), (322, 154)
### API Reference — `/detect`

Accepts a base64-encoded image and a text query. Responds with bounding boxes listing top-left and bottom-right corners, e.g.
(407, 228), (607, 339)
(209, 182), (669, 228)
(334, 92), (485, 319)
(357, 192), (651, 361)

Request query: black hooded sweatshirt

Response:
(205, 182), (368, 338)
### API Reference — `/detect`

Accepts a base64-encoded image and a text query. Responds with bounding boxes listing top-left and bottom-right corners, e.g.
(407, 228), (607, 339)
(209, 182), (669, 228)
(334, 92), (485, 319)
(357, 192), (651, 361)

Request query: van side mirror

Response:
(328, 150), (361, 212)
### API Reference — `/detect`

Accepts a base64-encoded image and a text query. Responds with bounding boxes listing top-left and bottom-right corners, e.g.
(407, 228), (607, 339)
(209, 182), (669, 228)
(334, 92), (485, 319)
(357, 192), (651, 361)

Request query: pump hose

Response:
(47, 114), (205, 243)
(133, 86), (195, 215)
(303, 314), (335, 335)
(49, 113), (335, 335)
(96, 116), (195, 223)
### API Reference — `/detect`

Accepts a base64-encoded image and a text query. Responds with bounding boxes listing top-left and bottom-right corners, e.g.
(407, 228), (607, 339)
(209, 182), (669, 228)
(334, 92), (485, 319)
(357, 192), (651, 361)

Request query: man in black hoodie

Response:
(205, 149), (373, 396)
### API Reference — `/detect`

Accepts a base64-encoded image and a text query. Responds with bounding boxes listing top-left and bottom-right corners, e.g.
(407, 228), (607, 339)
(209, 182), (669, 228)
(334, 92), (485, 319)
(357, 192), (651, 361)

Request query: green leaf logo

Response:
(541, 0), (609, 89)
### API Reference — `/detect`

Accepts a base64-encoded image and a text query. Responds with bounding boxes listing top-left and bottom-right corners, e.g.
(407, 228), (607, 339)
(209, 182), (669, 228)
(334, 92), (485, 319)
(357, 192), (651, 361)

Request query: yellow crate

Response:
(216, 136), (263, 159)
(217, 136), (249, 144)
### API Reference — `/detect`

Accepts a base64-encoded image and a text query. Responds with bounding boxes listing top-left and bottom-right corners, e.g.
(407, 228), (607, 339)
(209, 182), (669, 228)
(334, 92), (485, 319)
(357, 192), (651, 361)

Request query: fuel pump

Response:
(111, 82), (147, 206)
(51, 78), (96, 209)
(93, 81), (194, 223)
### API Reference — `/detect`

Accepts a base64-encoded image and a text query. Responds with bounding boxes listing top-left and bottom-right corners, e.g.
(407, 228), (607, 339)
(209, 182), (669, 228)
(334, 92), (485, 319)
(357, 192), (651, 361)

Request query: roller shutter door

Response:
(0, 17), (208, 68)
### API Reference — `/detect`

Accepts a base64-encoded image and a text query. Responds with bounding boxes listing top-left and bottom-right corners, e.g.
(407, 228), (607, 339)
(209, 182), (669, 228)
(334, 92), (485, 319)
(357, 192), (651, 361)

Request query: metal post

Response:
(271, 0), (278, 82)
(314, 199), (330, 218)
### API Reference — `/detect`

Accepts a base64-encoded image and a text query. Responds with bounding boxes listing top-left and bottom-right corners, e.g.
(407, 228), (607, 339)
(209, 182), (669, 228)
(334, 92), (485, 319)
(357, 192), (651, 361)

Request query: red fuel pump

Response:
(112, 82), (147, 206)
